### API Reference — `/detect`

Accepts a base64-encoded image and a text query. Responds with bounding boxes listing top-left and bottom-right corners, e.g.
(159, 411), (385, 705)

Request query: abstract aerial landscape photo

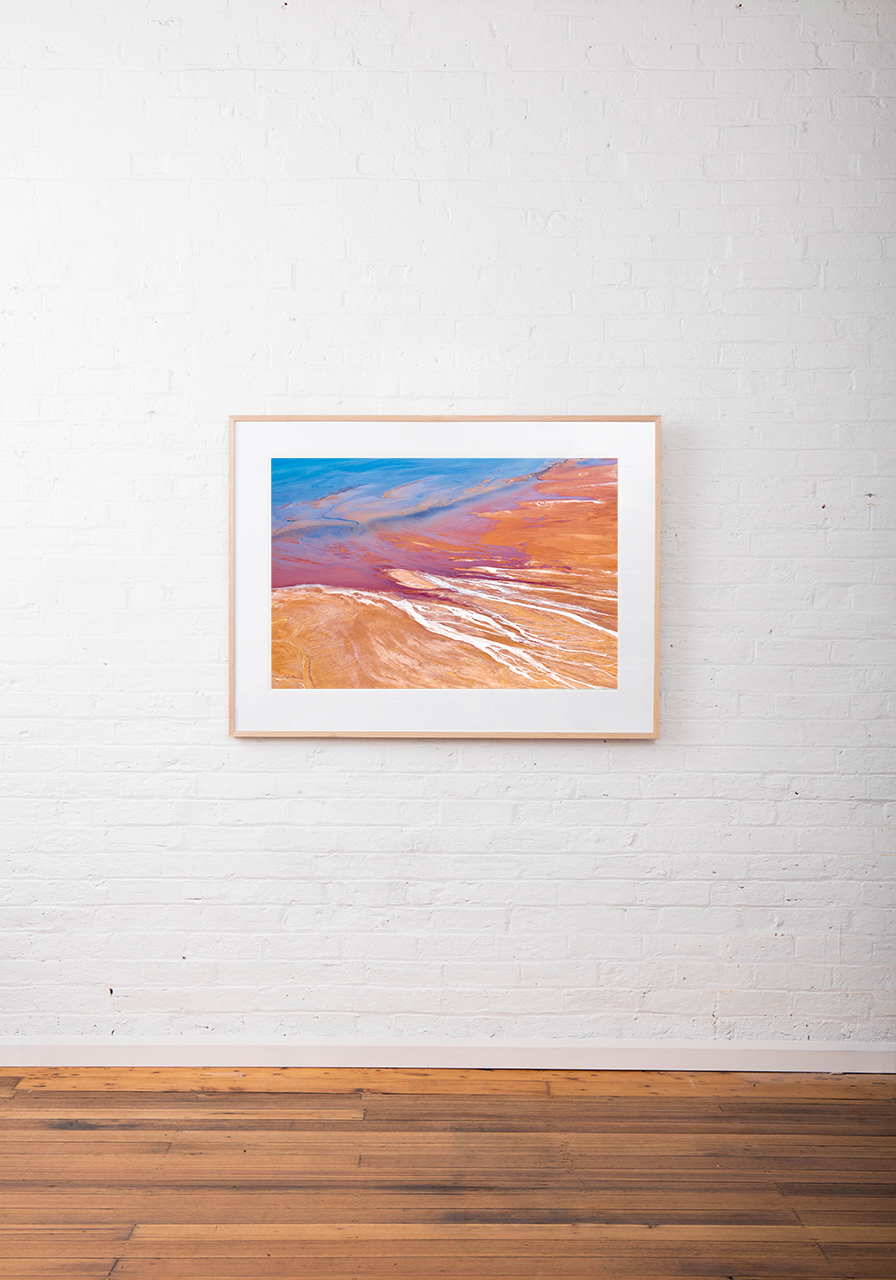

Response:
(271, 457), (618, 689)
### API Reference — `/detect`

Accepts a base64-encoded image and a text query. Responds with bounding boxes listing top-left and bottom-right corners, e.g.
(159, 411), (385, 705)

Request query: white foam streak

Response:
(414, 572), (616, 637)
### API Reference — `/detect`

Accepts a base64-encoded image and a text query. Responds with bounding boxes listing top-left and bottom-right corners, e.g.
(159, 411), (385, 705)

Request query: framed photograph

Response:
(230, 416), (660, 738)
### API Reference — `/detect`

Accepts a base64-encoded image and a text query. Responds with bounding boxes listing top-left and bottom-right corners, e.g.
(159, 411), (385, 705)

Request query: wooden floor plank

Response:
(1, 1165), (888, 1184)
(0, 1093), (367, 1112)
(0, 1229), (131, 1256)
(546, 1072), (896, 1100)
(1, 1263), (869, 1280)
(0, 1107), (365, 1121)
(12, 1067), (895, 1099)
(98, 1239), (839, 1257)
(11, 1068), (549, 1095)
(3, 1128), (893, 1162)
(0, 1266), (116, 1279)
(127, 1223), (896, 1242)
(77, 1241), (846, 1264)
(0, 1176), (889, 1193)
(0, 1189), (801, 1223)
(77, 1258), (849, 1279)
(149, 1130), (893, 1152)
(797, 1211), (896, 1225)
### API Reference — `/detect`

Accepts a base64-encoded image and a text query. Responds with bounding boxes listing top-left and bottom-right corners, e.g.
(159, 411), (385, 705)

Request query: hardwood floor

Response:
(0, 1068), (893, 1277)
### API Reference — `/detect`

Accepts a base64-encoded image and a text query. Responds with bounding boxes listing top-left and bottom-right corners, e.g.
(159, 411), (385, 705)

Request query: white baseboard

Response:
(1, 1036), (893, 1073)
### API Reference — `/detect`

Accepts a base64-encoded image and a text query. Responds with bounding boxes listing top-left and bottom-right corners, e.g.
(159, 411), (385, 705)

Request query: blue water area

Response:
(274, 458), (550, 527)
(272, 458), (614, 526)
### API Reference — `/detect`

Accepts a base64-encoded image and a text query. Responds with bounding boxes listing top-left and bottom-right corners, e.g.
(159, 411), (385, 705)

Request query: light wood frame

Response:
(229, 415), (661, 738)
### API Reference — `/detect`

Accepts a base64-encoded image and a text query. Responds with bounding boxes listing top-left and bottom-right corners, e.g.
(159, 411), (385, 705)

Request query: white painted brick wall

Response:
(1, 0), (893, 1045)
